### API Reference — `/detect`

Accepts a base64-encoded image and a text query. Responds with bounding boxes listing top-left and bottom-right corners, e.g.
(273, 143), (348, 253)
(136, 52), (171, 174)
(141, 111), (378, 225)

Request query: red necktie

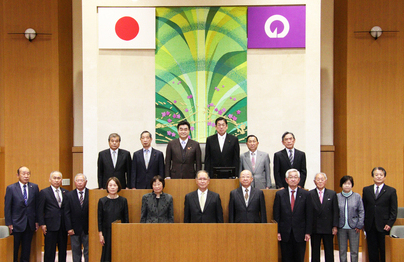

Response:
(291, 190), (295, 211)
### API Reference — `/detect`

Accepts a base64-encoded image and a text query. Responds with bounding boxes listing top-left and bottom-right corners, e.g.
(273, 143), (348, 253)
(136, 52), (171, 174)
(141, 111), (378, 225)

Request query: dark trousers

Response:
(311, 233), (334, 262)
(13, 224), (34, 262)
(44, 229), (67, 262)
(280, 230), (307, 262)
(367, 222), (387, 262)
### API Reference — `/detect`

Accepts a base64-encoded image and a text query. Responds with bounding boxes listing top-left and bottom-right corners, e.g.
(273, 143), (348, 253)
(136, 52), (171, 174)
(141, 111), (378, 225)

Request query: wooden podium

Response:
(89, 179), (308, 262)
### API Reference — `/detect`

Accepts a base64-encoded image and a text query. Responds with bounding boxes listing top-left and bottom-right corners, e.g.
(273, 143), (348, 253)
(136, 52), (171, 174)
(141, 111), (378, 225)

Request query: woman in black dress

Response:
(98, 177), (129, 262)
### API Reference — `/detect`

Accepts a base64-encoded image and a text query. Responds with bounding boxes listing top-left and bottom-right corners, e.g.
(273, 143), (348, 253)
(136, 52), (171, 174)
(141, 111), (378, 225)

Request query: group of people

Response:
(5, 167), (89, 262)
(273, 167), (398, 262)
(3, 114), (398, 262)
(98, 117), (307, 191)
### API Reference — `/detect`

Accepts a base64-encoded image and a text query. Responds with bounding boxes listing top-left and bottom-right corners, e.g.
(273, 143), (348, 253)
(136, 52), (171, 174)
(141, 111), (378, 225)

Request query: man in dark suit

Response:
(309, 172), (339, 262)
(274, 132), (307, 189)
(131, 131), (165, 189)
(165, 120), (202, 179)
(184, 170), (224, 223)
(4, 166), (39, 262)
(97, 133), (132, 189)
(363, 167), (397, 262)
(38, 171), (69, 262)
(205, 117), (240, 178)
(65, 173), (89, 262)
(228, 170), (267, 223)
(273, 168), (312, 262)
(239, 134), (272, 189)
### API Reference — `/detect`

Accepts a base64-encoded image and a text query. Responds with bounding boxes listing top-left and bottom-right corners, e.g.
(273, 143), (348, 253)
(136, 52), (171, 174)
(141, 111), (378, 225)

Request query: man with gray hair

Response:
(184, 170), (224, 223)
(98, 133), (132, 189)
(273, 168), (312, 262)
(38, 171), (69, 262)
(309, 172), (339, 262)
(65, 173), (89, 262)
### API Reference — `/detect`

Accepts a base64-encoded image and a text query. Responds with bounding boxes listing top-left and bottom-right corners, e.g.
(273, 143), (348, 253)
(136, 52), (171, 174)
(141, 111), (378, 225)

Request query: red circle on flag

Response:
(115, 16), (139, 41)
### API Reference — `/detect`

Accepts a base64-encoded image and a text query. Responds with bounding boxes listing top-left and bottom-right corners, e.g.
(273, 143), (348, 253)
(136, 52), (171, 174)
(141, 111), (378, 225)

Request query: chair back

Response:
(390, 225), (404, 238)
(0, 226), (10, 238)
(397, 207), (404, 218)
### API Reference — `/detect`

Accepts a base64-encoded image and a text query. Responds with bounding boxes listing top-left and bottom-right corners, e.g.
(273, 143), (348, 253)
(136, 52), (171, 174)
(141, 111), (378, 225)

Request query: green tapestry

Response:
(155, 7), (247, 143)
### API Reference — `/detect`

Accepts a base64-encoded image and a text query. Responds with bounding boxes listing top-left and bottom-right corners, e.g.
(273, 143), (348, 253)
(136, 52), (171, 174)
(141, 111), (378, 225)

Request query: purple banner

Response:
(248, 6), (306, 49)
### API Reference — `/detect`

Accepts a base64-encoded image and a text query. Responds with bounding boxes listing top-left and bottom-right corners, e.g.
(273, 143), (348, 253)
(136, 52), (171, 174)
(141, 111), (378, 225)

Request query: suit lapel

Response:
(48, 186), (59, 207)
(191, 191), (202, 211)
(244, 152), (253, 170)
(293, 188), (303, 213)
(106, 150), (115, 169)
(376, 185), (387, 200)
(248, 188), (257, 207)
(14, 183), (25, 202)
(255, 151), (263, 170)
(204, 191), (213, 211)
(282, 149), (292, 168)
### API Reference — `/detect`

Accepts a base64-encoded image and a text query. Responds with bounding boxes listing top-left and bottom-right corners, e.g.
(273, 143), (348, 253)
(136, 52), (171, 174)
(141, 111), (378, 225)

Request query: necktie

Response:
(23, 185), (28, 206)
(245, 188), (249, 201)
(200, 192), (206, 211)
(291, 190), (295, 211)
(145, 149), (150, 168)
(289, 149), (294, 165)
(375, 186), (380, 199)
(319, 190), (323, 203)
(79, 191), (84, 207)
(251, 153), (256, 171)
(56, 189), (62, 208)
(112, 150), (117, 168)
(181, 140), (186, 149)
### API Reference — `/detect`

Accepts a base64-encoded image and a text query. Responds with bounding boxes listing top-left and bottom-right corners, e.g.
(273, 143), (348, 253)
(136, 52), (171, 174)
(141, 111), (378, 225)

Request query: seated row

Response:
(98, 117), (307, 191)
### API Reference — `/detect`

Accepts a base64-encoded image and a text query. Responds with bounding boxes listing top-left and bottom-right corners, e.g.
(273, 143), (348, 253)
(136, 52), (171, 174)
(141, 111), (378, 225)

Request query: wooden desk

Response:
(111, 223), (278, 262)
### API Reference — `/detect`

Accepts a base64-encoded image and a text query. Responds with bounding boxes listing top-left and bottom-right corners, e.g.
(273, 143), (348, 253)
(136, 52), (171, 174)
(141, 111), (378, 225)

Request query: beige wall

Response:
(80, 0), (323, 189)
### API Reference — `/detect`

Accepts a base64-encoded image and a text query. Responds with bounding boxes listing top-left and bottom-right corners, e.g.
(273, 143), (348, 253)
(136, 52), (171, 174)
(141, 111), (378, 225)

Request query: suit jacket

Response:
(362, 184), (397, 232)
(38, 186), (69, 231)
(309, 188), (339, 234)
(273, 148), (307, 188)
(140, 192), (174, 223)
(184, 190), (224, 223)
(165, 138), (202, 179)
(205, 133), (240, 177)
(240, 150), (272, 189)
(273, 187), (313, 242)
(228, 187), (267, 223)
(4, 182), (39, 232)
(131, 147), (165, 189)
(64, 188), (89, 235)
(97, 148), (132, 189)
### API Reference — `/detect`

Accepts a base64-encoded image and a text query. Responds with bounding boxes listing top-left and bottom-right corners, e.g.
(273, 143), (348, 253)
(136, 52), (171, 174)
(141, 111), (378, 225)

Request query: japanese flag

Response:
(98, 7), (155, 49)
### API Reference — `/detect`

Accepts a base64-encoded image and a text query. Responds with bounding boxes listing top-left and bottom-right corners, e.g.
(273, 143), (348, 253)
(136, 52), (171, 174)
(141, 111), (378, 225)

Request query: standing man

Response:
(65, 173), (89, 262)
(4, 166), (39, 262)
(184, 170), (224, 223)
(205, 117), (240, 177)
(309, 172), (339, 262)
(363, 167), (397, 262)
(98, 133), (132, 189)
(165, 120), (202, 179)
(131, 131), (164, 189)
(274, 132), (307, 189)
(239, 135), (272, 189)
(228, 170), (267, 223)
(273, 169), (312, 262)
(38, 171), (69, 262)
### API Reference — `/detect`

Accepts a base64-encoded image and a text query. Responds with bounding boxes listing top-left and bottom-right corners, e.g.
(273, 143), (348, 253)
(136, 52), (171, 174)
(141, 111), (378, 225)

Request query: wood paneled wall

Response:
(0, 0), (73, 216)
(334, 0), (404, 205)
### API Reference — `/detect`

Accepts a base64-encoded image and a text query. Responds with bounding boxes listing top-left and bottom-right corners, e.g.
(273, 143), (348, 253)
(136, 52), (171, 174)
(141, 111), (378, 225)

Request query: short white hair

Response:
(49, 171), (63, 179)
(314, 172), (327, 180)
(74, 173), (87, 181)
(285, 169), (300, 178)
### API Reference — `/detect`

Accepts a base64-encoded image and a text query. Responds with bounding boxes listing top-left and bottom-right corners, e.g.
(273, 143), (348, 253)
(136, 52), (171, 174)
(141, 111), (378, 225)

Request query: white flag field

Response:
(98, 7), (156, 49)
